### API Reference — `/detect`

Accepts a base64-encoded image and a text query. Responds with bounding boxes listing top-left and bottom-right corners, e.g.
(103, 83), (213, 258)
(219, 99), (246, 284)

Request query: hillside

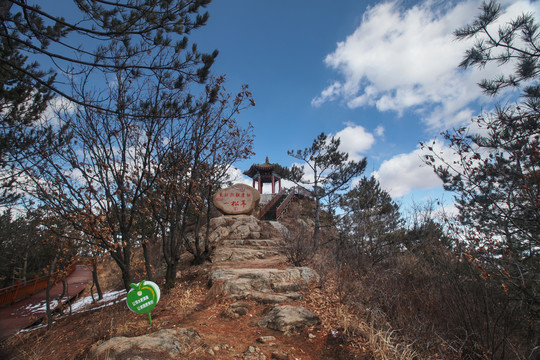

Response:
(0, 198), (372, 360)
(2, 194), (535, 360)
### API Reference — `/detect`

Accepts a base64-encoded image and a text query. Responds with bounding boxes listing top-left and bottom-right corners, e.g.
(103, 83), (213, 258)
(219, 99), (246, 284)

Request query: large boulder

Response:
(209, 267), (319, 303)
(258, 305), (319, 334)
(91, 328), (201, 360)
(213, 184), (260, 215)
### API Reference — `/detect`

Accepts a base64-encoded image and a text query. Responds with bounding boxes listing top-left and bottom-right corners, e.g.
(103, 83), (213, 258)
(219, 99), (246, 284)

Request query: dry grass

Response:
(0, 259), (210, 360)
(304, 235), (538, 360)
(301, 273), (420, 360)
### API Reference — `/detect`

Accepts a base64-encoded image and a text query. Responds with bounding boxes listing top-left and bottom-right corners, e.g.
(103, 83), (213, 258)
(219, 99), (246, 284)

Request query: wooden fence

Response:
(0, 261), (78, 307)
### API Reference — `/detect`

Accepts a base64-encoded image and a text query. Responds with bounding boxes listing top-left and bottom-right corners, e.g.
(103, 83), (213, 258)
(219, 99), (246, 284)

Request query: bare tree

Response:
(149, 76), (254, 288)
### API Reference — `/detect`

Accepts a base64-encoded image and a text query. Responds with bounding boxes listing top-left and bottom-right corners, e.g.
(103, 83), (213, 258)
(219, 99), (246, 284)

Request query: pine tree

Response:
(0, 0), (217, 114)
(424, 0), (539, 309)
(0, 37), (53, 204)
(340, 176), (402, 262)
(288, 132), (366, 246)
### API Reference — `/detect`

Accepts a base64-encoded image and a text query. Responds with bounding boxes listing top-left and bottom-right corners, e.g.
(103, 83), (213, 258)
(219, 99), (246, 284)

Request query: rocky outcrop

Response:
(209, 267), (319, 303)
(208, 215), (263, 243)
(222, 301), (251, 318)
(208, 214), (322, 336)
(258, 305), (320, 334)
(91, 328), (202, 360)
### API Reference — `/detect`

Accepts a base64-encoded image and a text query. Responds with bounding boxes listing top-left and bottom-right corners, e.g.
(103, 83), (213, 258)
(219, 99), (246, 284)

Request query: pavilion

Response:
(243, 157), (282, 194)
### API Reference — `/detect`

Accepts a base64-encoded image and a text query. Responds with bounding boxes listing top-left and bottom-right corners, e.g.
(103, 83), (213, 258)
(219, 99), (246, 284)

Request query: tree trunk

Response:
(142, 241), (153, 281)
(45, 255), (58, 329)
(313, 169), (321, 249)
(313, 195), (321, 249)
(162, 223), (181, 289)
(204, 190), (213, 254)
(60, 278), (66, 299)
(22, 251), (28, 282)
(90, 281), (95, 304)
(191, 214), (203, 264)
(120, 264), (131, 292)
(165, 260), (177, 289)
(110, 248), (132, 292)
(57, 278), (67, 315)
(92, 258), (103, 300)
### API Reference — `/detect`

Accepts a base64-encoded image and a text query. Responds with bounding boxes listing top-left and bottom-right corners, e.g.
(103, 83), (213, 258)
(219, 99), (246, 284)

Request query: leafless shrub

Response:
(366, 324), (418, 360)
(311, 228), (535, 359)
(283, 223), (316, 266)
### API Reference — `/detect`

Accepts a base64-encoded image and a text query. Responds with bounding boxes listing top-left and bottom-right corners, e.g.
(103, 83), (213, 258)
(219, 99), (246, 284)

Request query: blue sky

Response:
(34, 0), (539, 211)
(186, 0), (539, 209)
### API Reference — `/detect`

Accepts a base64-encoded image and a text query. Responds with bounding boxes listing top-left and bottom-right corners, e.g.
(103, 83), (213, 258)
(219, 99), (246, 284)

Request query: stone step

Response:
(230, 290), (302, 304)
(258, 305), (320, 334)
(212, 247), (281, 263)
(212, 256), (286, 269)
(220, 238), (282, 248)
(208, 267), (320, 303)
(210, 267), (319, 284)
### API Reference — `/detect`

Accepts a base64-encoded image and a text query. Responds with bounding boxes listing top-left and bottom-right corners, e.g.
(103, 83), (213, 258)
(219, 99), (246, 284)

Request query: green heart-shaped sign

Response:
(126, 280), (160, 315)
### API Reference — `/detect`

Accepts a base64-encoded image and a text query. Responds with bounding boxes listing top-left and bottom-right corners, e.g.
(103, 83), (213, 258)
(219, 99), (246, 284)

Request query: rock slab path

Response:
(91, 215), (324, 359)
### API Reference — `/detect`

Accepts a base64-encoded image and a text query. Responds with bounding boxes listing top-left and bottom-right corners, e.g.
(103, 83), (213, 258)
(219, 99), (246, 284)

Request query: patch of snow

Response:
(15, 289), (128, 335)
(69, 289), (126, 314)
(13, 290), (126, 317)
(17, 322), (48, 334)
(17, 296), (70, 316)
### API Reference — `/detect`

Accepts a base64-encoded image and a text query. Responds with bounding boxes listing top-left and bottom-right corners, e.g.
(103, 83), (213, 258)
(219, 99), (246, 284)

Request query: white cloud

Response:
(374, 125), (385, 137)
(311, 81), (342, 107)
(225, 166), (252, 185)
(313, 0), (540, 130)
(42, 96), (77, 128)
(332, 124), (375, 161)
(372, 139), (456, 198)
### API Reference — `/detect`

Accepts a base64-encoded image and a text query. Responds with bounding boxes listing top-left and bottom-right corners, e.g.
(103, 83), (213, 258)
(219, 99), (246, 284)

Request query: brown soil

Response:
(0, 209), (373, 360)
(0, 261), (372, 360)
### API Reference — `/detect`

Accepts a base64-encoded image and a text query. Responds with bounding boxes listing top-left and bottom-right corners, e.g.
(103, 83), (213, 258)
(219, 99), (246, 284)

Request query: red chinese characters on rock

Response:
(219, 193), (249, 211)
(212, 184), (260, 215)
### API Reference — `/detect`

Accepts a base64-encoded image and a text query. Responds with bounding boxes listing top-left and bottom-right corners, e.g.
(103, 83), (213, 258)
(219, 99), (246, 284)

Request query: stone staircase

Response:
(207, 214), (321, 333)
(208, 215), (319, 300)
(91, 214), (323, 360)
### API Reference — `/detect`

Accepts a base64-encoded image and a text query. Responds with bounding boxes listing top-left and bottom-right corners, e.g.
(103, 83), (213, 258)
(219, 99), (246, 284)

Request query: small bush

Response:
(283, 223), (316, 266)
(318, 239), (537, 359)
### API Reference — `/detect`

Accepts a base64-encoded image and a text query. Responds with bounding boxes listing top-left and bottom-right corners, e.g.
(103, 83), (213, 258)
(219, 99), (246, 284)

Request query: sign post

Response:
(126, 280), (160, 324)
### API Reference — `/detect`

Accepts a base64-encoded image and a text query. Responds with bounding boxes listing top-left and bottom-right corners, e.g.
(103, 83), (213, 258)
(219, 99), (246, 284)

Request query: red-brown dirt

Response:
(0, 264), (370, 359)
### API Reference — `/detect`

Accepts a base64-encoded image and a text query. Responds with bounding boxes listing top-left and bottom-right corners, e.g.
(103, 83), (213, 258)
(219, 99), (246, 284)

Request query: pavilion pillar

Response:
(271, 176), (275, 194)
(258, 177), (262, 194)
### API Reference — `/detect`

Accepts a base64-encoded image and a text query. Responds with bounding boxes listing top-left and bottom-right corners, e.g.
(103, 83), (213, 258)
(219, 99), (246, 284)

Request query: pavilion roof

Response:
(243, 156), (280, 178)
